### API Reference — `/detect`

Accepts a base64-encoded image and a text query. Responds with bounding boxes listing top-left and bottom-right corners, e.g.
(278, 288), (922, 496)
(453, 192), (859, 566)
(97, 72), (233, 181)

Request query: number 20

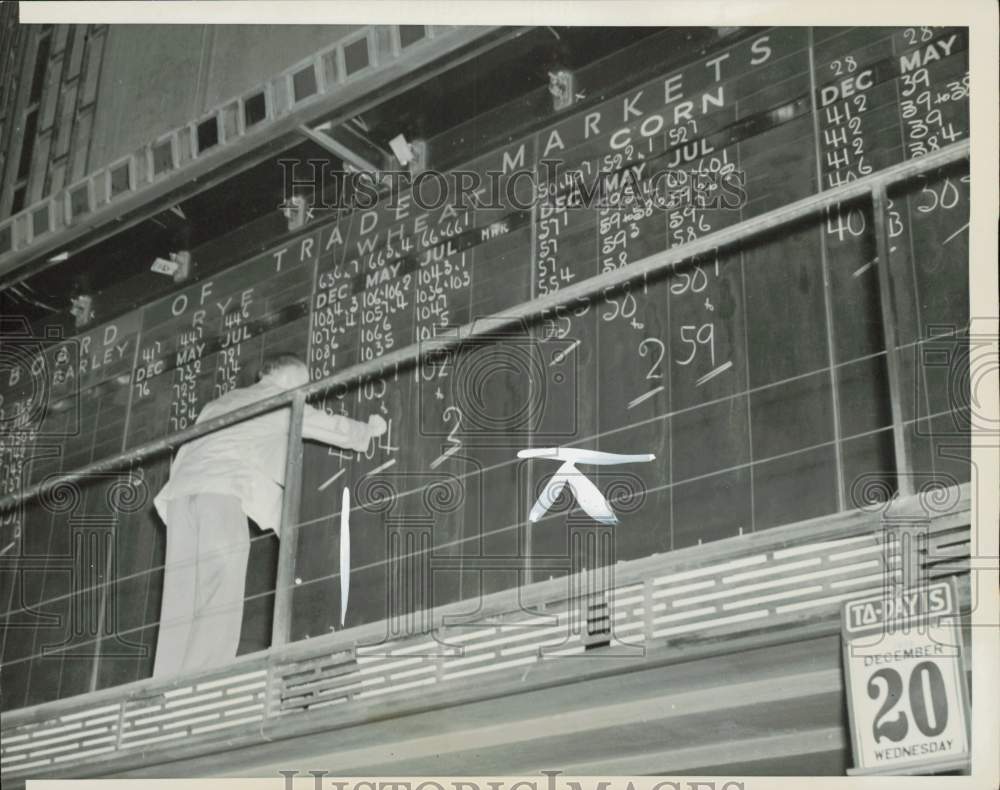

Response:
(867, 661), (949, 743)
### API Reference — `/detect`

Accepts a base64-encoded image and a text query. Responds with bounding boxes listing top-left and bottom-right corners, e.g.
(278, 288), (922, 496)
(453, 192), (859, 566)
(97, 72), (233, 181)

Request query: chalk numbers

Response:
(903, 27), (935, 46)
(868, 661), (949, 743)
(900, 29), (967, 159)
(677, 323), (716, 368)
(638, 338), (665, 380)
(829, 55), (858, 76)
(429, 406), (462, 470)
(669, 257), (720, 296)
(536, 207), (575, 296)
(825, 204), (867, 243)
(916, 175), (965, 214)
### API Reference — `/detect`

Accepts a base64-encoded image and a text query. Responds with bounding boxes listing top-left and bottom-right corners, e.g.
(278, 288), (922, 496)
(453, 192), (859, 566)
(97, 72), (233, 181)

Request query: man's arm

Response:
(301, 405), (386, 453)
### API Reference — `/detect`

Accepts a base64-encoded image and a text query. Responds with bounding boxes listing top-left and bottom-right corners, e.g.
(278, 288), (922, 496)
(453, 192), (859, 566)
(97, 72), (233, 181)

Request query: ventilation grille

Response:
(1, 669), (266, 773)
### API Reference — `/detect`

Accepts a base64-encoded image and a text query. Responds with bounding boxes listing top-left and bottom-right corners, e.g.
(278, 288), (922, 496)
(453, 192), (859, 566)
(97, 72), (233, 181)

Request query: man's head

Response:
(258, 353), (309, 390)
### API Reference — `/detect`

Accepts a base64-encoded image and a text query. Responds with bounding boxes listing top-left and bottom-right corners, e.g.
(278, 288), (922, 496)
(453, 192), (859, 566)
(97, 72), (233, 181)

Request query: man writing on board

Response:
(151, 353), (386, 678)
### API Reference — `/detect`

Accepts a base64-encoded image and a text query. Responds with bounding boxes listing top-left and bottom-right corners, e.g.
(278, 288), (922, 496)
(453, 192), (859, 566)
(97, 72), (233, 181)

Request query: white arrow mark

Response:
(519, 448), (654, 525)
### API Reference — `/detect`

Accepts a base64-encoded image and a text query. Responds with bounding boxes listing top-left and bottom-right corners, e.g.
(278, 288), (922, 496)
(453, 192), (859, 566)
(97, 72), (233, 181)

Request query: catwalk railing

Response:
(0, 139), (974, 780)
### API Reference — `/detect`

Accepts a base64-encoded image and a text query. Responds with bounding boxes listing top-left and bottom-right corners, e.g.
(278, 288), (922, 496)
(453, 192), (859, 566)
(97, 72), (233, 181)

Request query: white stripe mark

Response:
(852, 259), (876, 278)
(696, 360), (733, 387)
(365, 458), (397, 477)
(627, 385), (665, 410)
(318, 467), (346, 491)
(942, 222), (968, 245)
(550, 339), (580, 366)
(429, 444), (461, 469)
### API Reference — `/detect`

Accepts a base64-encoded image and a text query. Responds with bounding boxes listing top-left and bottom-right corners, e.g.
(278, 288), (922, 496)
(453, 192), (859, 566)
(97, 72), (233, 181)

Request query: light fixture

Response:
(548, 69), (576, 111)
(150, 250), (191, 282)
(388, 133), (426, 173)
(282, 195), (310, 230)
(388, 133), (414, 166)
(70, 295), (94, 328)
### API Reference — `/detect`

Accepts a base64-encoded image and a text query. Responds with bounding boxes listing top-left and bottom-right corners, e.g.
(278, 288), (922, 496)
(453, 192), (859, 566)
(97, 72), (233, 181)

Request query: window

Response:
(151, 138), (175, 176)
(31, 204), (50, 237)
(69, 182), (91, 218)
(244, 91), (267, 128)
(17, 109), (38, 180)
(398, 25), (426, 49)
(11, 184), (26, 214)
(291, 65), (318, 103)
(195, 116), (219, 153)
(343, 36), (370, 77)
(29, 34), (51, 104)
(109, 160), (131, 198)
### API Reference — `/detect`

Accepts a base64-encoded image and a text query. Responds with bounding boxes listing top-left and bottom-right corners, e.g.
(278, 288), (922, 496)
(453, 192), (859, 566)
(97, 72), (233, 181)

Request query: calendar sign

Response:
(842, 579), (970, 775)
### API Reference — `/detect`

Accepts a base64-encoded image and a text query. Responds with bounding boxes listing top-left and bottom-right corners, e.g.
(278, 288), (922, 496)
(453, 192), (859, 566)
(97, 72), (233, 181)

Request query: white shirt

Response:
(153, 378), (375, 533)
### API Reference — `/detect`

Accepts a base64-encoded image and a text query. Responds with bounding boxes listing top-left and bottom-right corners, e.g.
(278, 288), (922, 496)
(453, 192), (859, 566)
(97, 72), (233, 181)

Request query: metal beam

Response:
(298, 124), (380, 172)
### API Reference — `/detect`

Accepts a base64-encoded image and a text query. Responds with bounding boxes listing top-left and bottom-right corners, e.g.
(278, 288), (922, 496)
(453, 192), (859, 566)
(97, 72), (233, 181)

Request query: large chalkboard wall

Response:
(0, 26), (971, 709)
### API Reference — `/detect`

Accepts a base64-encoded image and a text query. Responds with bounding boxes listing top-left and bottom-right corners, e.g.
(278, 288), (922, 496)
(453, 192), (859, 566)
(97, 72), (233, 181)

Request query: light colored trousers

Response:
(153, 493), (251, 678)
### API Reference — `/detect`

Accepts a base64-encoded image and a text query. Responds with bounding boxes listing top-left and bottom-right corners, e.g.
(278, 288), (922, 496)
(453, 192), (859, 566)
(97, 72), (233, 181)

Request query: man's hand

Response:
(368, 414), (388, 437)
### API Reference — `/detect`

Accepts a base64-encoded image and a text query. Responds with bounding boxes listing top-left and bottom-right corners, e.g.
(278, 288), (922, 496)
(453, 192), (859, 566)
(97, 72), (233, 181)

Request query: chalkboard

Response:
(0, 26), (971, 710)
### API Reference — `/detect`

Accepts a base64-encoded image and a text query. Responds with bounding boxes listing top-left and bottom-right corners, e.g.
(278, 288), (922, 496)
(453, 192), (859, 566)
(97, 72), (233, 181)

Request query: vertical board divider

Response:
(806, 27), (848, 511)
(872, 185), (914, 497)
(271, 391), (306, 648)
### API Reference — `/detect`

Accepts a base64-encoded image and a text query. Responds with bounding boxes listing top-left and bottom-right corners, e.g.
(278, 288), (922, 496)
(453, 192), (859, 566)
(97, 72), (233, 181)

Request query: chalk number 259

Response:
(867, 661), (949, 743)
